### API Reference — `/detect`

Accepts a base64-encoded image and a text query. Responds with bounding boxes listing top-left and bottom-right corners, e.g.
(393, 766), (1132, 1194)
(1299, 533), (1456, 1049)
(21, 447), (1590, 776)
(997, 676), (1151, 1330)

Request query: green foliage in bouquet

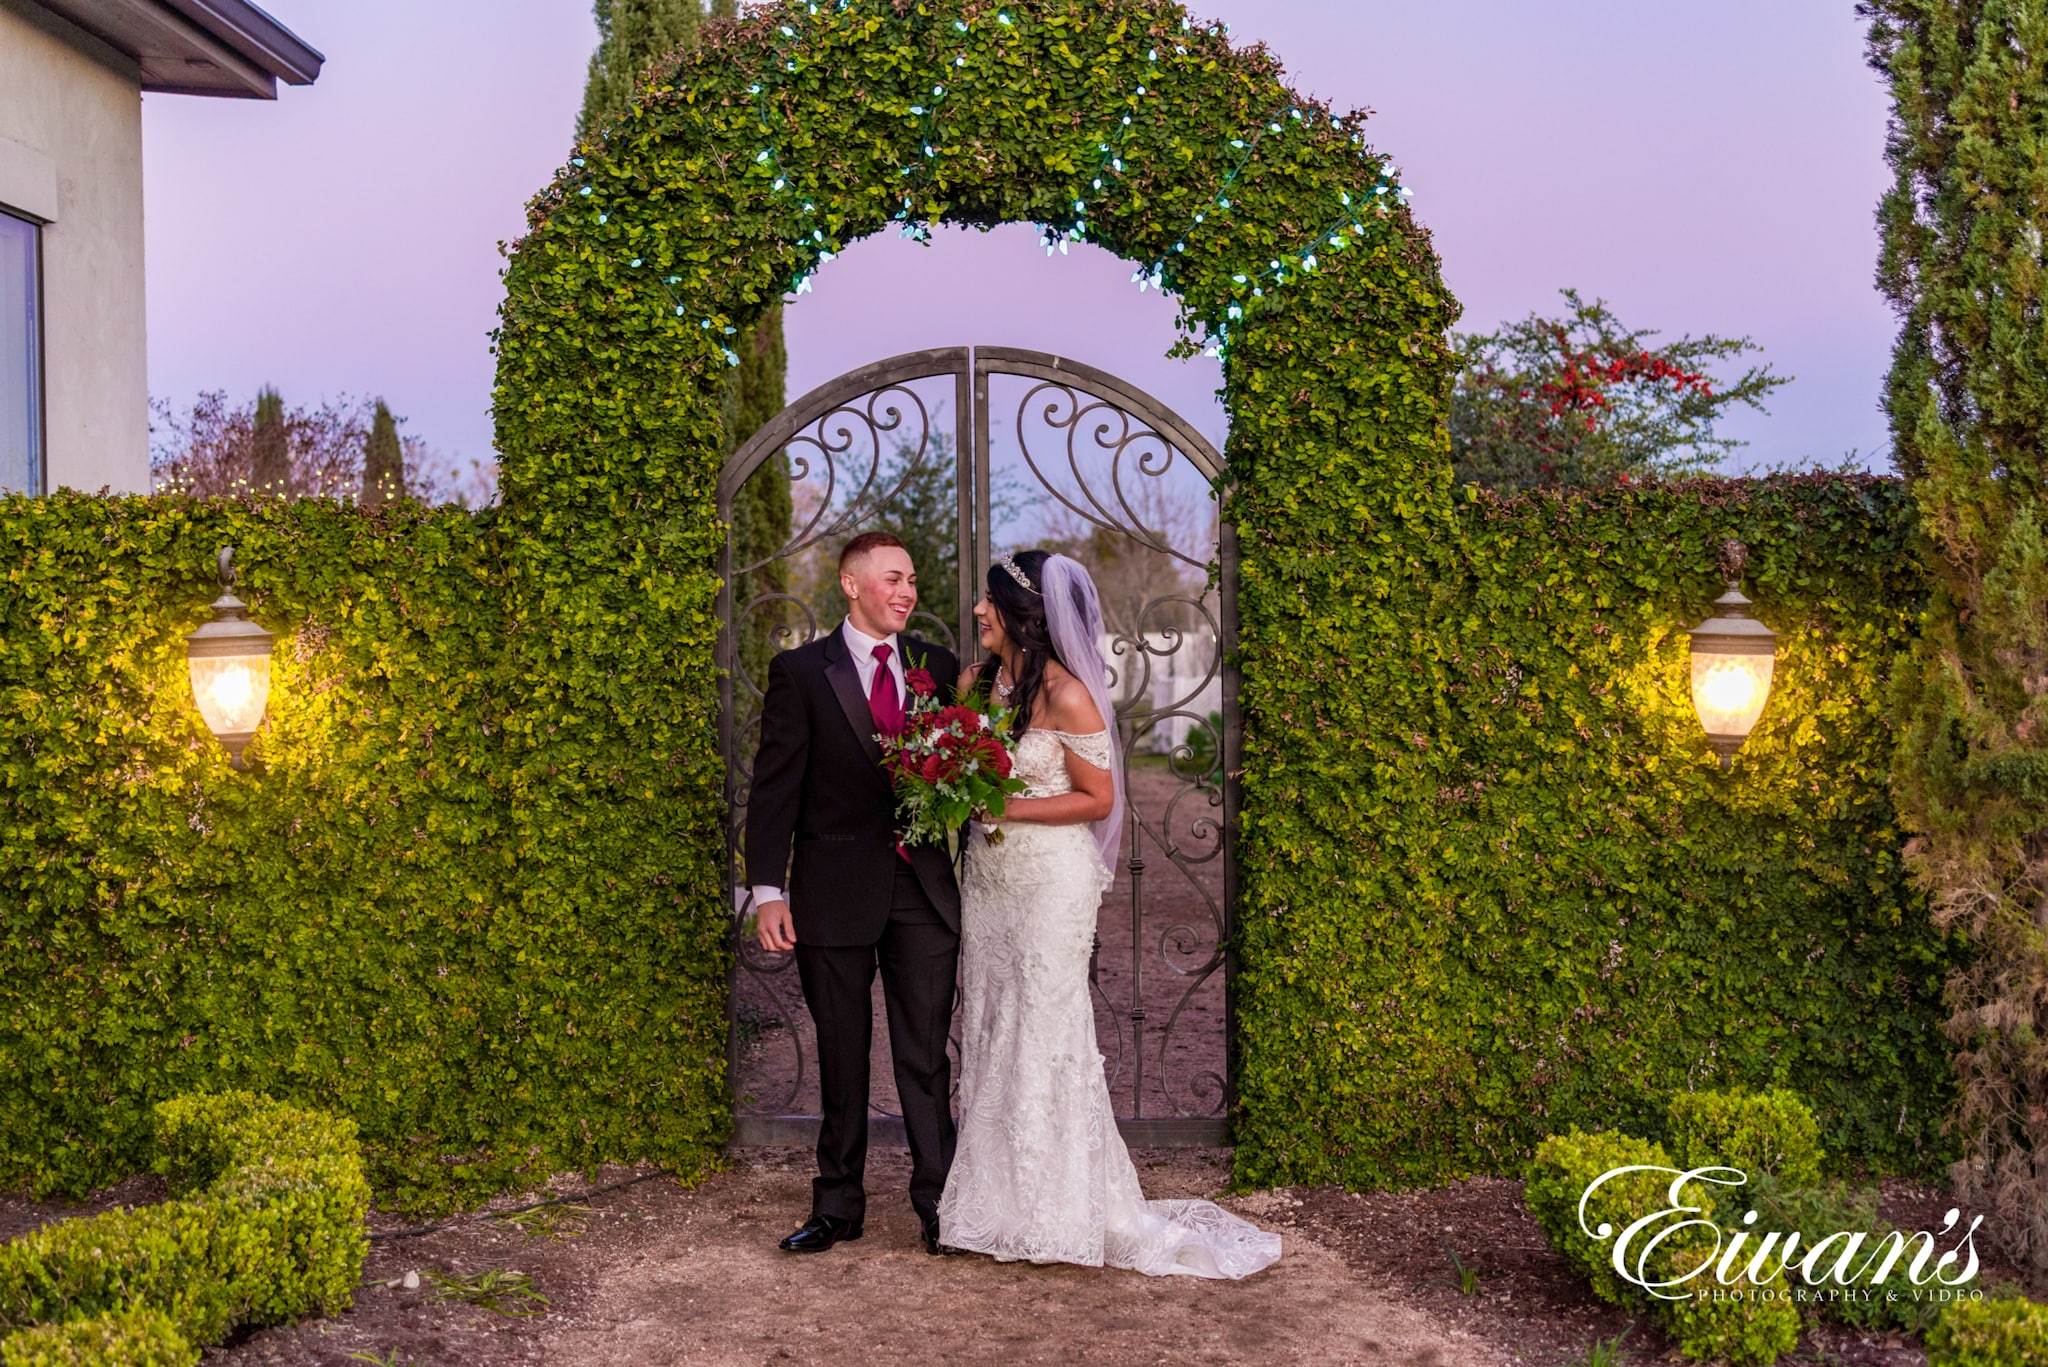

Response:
(882, 695), (1029, 848)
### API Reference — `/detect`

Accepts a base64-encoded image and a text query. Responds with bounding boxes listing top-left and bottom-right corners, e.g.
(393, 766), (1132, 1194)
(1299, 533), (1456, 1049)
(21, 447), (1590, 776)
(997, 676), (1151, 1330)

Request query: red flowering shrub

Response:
(1450, 289), (1786, 491)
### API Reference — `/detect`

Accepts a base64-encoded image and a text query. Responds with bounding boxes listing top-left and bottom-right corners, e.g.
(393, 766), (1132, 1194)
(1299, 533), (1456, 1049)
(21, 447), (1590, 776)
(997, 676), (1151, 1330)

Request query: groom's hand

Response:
(756, 898), (797, 953)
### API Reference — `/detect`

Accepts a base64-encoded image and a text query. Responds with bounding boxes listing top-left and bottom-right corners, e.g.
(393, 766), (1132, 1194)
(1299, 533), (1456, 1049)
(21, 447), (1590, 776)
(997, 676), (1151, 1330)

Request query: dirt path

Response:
(14, 1149), (1997, 1365)
(203, 1148), (1509, 1367)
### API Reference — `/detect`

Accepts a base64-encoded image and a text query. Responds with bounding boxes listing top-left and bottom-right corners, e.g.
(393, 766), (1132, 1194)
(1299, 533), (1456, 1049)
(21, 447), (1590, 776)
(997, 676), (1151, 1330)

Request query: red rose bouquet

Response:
(881, 665), (1028, 846)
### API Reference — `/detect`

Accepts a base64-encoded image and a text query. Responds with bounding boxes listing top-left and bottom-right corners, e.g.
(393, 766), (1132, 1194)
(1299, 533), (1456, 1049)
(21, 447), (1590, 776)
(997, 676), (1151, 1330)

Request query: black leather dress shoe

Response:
(922, 1218), (967, 1256)
(779, 1213), (862, 1253)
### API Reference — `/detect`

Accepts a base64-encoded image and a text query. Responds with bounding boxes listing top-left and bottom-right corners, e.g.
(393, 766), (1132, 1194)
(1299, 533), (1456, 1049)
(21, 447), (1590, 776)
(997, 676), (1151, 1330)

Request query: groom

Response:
(746, 530), (964, 1257)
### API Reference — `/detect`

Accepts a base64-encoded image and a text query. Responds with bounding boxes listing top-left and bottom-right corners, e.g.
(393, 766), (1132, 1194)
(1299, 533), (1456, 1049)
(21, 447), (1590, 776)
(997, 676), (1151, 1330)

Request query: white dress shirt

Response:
(751, 617), (904, 910)
(839, 615), (907, 705)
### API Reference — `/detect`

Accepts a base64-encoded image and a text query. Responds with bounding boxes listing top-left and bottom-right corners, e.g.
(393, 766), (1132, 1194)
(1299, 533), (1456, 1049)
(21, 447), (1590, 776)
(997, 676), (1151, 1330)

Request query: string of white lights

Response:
(561, 2), (1414, 365)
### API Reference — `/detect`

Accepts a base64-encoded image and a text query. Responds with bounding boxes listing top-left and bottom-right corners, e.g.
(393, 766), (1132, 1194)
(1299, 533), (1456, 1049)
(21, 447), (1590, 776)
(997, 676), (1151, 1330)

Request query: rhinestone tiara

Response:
(994, 550), (1041, 595)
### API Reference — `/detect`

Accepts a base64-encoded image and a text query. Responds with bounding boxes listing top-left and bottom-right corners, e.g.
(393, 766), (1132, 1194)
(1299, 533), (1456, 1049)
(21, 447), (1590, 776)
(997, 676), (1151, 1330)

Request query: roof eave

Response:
(155, 0), (321, 85)
(21, 0), (320, 99)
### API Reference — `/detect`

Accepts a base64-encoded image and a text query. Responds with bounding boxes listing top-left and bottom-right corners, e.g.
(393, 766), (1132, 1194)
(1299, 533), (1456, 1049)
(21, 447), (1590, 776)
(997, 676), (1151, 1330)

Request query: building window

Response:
(0, 209), (41, 495)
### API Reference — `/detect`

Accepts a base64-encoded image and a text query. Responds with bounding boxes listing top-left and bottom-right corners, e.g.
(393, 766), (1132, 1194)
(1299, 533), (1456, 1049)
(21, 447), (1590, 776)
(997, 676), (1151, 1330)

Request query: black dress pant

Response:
(792, 861), (959, 1225)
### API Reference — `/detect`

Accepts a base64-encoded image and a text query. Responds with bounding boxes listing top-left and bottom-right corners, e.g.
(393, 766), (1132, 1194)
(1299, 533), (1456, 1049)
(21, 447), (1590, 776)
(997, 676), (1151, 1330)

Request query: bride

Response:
(935, 548), (1281, 1279)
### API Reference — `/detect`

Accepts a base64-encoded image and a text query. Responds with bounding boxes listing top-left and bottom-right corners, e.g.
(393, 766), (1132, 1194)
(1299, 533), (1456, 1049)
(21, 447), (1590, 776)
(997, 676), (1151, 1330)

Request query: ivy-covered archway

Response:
(493, 0), (1456, 1184)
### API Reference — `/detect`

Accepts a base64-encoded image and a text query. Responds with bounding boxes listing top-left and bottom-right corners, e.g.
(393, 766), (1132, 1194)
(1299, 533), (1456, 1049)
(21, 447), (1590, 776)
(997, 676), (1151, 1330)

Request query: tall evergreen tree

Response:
(250, 386), (290, 496)
(1866, 0), (2048, 1273)
(575, 0), (702, 143)
(361, 399), (404, 509)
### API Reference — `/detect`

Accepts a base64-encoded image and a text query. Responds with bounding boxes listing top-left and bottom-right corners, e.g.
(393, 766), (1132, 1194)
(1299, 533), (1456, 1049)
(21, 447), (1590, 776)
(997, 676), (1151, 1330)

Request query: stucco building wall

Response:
(0, 2), (149, 495)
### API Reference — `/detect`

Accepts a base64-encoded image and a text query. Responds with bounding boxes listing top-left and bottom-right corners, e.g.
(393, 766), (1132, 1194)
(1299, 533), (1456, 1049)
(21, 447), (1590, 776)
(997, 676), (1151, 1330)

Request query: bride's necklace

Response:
(994, 663), (1015, 700)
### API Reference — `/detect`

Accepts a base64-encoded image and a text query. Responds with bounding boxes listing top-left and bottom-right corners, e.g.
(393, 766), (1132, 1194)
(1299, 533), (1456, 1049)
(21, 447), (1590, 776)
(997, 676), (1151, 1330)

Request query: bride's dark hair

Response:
(980, 548), (1059, 733)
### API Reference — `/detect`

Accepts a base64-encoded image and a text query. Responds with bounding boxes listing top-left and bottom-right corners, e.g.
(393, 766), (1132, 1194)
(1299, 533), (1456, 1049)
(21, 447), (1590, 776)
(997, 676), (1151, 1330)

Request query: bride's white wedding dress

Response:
(936, 726), (1282, 1279)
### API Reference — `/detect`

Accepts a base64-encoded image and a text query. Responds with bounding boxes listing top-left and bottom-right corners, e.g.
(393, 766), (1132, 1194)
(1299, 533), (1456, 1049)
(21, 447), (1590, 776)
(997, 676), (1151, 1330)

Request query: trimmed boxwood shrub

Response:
(0, 1092), (367, 1360)
(1926, 1297), (2048, 1367)
(1668, 1088), (1825, 1189)
(1527, 1126), (1802, 1364)
(0, 1309), (195, 1367)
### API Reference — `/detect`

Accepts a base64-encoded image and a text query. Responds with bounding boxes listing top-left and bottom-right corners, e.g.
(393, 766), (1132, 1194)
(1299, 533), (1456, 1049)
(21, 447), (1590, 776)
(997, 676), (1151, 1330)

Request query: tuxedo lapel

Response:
(822, 628), (886, 768)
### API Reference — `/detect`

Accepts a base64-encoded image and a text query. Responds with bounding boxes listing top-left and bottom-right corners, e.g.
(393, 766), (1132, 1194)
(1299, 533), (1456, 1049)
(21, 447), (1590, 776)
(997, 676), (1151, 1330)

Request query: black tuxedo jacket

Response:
(745, 627), (962, 947)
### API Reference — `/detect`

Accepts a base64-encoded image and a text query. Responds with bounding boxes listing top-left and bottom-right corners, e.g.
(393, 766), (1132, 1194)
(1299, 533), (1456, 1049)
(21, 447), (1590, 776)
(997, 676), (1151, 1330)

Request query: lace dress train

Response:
(936, 728), (1281, 1279)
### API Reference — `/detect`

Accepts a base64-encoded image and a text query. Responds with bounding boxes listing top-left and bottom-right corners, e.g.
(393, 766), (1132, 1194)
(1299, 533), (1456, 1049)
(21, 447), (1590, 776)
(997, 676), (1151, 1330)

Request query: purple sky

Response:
(141, 1), (1895, 480)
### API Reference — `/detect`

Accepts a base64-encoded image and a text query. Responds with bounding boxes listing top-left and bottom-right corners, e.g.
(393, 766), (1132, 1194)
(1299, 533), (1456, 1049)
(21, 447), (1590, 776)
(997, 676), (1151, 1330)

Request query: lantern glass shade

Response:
(1686, 581), (1777, 768)
(189, 652), (271, 740)
(184, 547), (274, 768)
(1690, 651), (1774, 740)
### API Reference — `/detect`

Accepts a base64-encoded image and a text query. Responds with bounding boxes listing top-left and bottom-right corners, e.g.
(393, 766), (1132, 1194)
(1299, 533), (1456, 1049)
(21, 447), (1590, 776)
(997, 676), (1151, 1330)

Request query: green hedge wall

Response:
(0, 0), (1958, 1214)
(0, 495), (730, 1211)
(1232, 473), (1961, 1189)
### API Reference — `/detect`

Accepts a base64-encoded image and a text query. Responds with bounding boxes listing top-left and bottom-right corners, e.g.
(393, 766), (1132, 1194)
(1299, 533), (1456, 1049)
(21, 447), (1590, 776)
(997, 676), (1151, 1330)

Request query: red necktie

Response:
(867, 643), (904, 735)
(867, 643), (910, 863)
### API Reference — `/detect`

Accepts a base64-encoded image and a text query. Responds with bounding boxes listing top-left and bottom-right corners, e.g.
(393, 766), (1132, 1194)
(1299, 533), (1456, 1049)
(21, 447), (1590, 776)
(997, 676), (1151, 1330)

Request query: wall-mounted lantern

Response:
(1687, 578), (1777, 771)
(184, 546), (273, 770)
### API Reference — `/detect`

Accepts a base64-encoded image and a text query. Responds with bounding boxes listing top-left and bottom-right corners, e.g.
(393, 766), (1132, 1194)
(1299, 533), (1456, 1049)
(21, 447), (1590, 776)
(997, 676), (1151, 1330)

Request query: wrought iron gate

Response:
(719, 346), (1238, 1146)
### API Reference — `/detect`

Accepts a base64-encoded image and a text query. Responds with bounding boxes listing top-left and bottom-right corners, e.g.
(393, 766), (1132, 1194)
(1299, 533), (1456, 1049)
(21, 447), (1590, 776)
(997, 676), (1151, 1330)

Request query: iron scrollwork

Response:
(720, 349), (1234, 1131)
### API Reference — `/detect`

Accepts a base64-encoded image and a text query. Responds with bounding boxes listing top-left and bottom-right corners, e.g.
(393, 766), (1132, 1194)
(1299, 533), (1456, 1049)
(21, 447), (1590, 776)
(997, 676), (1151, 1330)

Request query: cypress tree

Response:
(576, 0), (702, 143)
(1867, 0), (2048, 1273)
(250, 386), (290, 496)
(361, 399), (404, 509)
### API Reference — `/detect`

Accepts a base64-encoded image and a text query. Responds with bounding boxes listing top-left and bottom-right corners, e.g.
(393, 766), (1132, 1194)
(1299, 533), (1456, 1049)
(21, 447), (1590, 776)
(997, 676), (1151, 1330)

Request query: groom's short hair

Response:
(840, 531), (907, 573)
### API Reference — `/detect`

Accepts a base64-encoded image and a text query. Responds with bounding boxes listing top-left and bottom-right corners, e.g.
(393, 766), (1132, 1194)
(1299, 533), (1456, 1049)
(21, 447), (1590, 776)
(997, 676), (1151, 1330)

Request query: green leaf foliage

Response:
(1526, 1126), (1802, 1364)
(1926, 1295), (2048, 1367)
(0, 493), (732, 1211)
(1668, 1088), (1825, 1190)
(1450, 288), (1789, 492)
(498, 0), (1465, 1191)
(0, 1093), (367, 1360)
(1233, 472), (1959, 1189)
(0, 1308), (196, 1367)
(0, 0), (1954, 1216)
(1864, 0), (2048, 1275)
(1738, 1173), (1946, 1334)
